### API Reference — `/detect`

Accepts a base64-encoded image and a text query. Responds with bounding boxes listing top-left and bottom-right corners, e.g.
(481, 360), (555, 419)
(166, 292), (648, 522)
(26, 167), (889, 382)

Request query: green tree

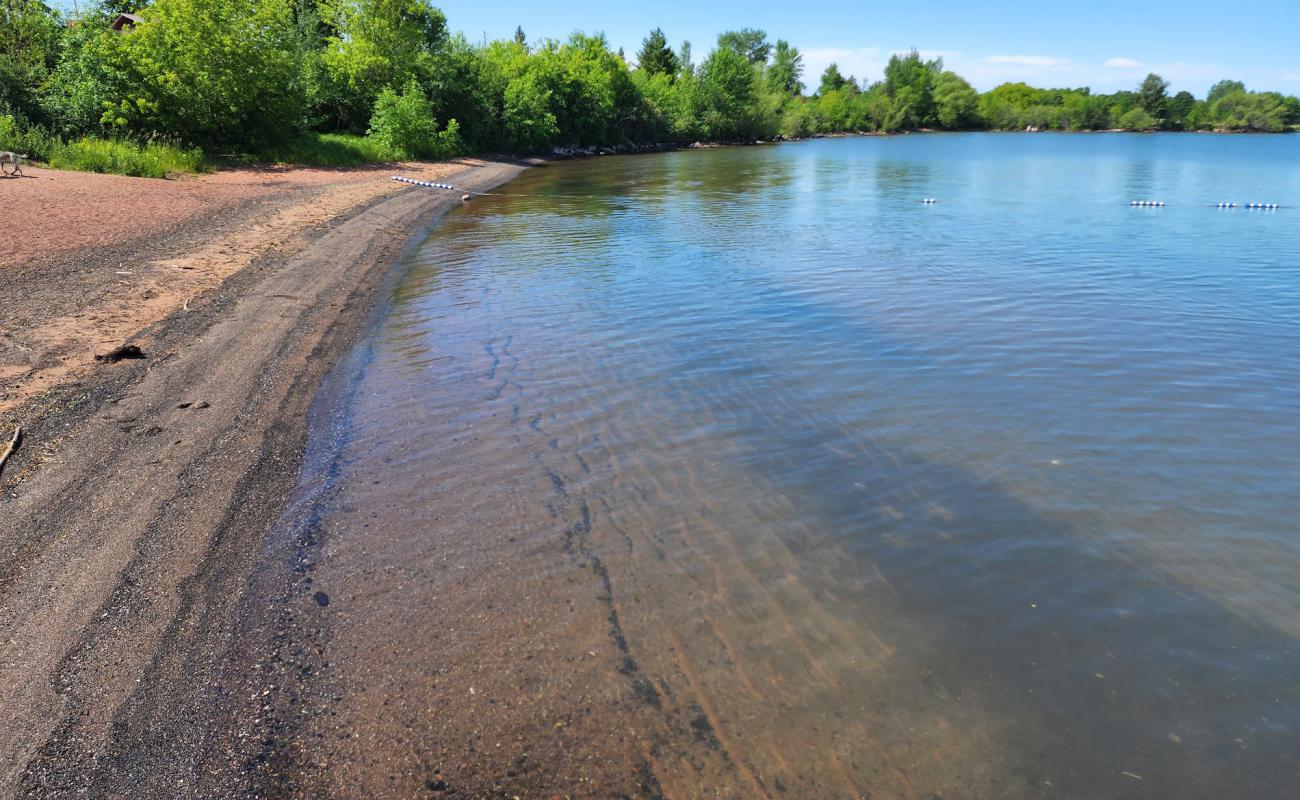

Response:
(716, 28), (770, 64)
(818, 63), (849, 96)
(317, 0), (448, 130)
(1136, 73), (1169, 124)
(766, 39), (803, 96)
(514, 26), (526, 47)
(98, 0), (304, 144)
(1209, 89), (1287, 131)
(368, 78), (461, 158)
(1206, 80), (1245, 106)
(677, 40), (693, 77)
(502, 69), (558, 150)
(637, 27), (678, 78)
(1117, 106), (1157, 130)
(933, 71), (978, 128)
(883, 50), (939, 130)
(1165, 90), (1196, 129)
(0, 0), (63, 123)
(696, 40), (760, 139)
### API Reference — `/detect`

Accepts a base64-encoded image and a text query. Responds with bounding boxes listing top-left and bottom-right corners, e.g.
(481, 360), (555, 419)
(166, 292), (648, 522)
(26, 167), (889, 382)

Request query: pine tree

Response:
(637, 27), (679, 78)
(514, 26), (526, 47)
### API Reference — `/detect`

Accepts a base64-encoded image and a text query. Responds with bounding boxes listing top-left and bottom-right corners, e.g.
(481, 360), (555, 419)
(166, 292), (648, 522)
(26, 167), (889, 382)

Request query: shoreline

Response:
(0, 158), (530, 797)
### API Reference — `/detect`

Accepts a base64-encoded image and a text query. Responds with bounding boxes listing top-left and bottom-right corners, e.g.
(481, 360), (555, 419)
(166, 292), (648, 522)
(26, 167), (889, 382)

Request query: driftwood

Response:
(95, 343), (146, 363)
(0, 426), (21, 476)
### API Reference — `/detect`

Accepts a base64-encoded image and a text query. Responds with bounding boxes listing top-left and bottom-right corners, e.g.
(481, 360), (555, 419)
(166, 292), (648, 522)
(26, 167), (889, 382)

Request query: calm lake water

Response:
(289, 134), (1300, 798)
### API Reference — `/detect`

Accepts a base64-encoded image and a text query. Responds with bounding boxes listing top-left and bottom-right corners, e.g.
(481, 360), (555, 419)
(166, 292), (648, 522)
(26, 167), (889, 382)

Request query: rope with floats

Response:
(392, 175), (603, 200)
(393, 177), (1286, 210)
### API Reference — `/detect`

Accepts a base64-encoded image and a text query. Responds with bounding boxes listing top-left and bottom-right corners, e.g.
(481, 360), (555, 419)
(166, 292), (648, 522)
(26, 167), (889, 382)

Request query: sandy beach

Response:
(0, 158), (528, 797)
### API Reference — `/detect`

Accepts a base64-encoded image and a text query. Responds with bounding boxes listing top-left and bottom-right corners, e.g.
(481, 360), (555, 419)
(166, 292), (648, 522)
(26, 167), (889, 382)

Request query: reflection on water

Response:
(289, 134), (1300, 798)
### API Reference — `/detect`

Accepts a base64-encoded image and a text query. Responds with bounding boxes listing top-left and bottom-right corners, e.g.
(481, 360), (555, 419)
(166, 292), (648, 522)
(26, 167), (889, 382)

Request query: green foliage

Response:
(1137, 73), (1169, 122)
(0, 112), (59, 160)
(9, 1), (1299, 176)
(1208, 90), (1288, 132)
(696, 40), (764, 140)
(818, 64), (849, 96)
(1166, 90), (1196, 129)
(247, 131), (396, 166)
(0, 0), (63, 124)
(101, 0), (304, 145)
(767, 40), (803, 97)
(933, 71), (978, 129)
(317, 0), (448, 130)
(46, 136), (207, 177)
(1207, 80), (1245, 106)
(502, 69), (559, 150)
(883, 50), (939, 130)
(637, 28), (678, 78)
(367, 80), (460, 159)
(716, 28), (770, 64)
(1117, 106), (1158, 131)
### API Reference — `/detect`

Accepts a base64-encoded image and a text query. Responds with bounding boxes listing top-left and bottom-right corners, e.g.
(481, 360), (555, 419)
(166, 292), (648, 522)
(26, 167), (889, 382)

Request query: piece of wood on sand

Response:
(0, 426), (22, 477)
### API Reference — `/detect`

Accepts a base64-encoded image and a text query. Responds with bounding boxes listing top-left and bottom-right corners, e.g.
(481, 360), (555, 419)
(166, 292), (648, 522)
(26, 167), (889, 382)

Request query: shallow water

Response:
(290, 134), (1300, 798)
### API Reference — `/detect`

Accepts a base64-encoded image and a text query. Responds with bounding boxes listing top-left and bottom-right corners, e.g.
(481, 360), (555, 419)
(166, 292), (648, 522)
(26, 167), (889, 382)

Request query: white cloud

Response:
(982, 55), (1071, 67)
(893, 49), (962, 61)
(802, 47), (886, 84)
(1105, 57), (1143, 68)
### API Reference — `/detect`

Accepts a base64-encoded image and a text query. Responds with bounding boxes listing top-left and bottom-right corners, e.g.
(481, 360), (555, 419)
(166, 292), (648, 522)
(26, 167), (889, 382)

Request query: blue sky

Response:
(439, 0), (1300, 96)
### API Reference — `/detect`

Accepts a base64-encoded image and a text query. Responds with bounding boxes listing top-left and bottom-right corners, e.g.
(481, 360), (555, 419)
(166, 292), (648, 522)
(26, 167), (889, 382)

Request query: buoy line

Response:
(394, 177), (1285, 210)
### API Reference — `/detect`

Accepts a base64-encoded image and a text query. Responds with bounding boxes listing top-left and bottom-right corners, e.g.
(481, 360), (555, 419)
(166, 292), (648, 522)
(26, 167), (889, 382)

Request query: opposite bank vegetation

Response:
(2, 0), (1299, 178)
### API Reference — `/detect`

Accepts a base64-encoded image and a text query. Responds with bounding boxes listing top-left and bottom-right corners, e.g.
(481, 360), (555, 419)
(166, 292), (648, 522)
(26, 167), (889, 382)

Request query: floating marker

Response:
(393, 176), (462, 192)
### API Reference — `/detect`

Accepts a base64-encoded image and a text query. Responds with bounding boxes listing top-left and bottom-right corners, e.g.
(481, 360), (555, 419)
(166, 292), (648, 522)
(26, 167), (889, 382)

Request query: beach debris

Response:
(0, 426), (22, 477)
(313, 591), (330, 607)
(95, 343), (146, 362)
(462, 193), (471, 202)
(1121, 771), (1144, 780)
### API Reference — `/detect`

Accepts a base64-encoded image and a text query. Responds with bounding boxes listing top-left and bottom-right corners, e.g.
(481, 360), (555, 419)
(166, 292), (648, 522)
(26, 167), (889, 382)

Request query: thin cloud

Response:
(892, 49), (962, 61)
(1105, 57), (1143, 68)
(802, 47), (886, 83)
(982, 55), (1071, 67)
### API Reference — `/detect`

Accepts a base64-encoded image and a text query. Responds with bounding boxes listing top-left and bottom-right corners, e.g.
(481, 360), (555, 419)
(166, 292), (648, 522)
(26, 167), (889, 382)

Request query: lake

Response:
(281, 133), (1300, 798)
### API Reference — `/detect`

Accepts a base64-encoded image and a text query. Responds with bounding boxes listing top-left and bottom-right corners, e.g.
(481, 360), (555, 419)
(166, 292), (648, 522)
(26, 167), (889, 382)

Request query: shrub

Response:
(0, 113), (60, 160)
(244, 132), (396, 167)
(1116, 107), (1158, 131)
(367, 81), (463, 160)
(46, 137), (207, 178)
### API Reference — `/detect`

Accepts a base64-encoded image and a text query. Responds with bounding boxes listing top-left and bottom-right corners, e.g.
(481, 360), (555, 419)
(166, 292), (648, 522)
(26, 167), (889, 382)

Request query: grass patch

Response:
(46, 137), (208, 178)
(239, 132), (398, 167)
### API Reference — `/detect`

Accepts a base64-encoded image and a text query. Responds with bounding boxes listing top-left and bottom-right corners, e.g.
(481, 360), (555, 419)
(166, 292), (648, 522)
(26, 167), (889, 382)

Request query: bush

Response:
(0, 113), (59, 160)
(46, 137), (207, 178)
(367, 81), (463, 160)
(1117, 107), (1158, 131)
(247, 132), (397, 167)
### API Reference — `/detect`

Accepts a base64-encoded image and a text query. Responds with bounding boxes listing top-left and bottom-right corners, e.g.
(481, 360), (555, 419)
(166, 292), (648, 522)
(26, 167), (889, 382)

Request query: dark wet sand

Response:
(0, 161), (527, 799)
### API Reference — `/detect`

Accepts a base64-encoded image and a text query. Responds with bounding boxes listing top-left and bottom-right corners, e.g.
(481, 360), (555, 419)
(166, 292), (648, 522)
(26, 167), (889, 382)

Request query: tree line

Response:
(2, 0), (1297, 168)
